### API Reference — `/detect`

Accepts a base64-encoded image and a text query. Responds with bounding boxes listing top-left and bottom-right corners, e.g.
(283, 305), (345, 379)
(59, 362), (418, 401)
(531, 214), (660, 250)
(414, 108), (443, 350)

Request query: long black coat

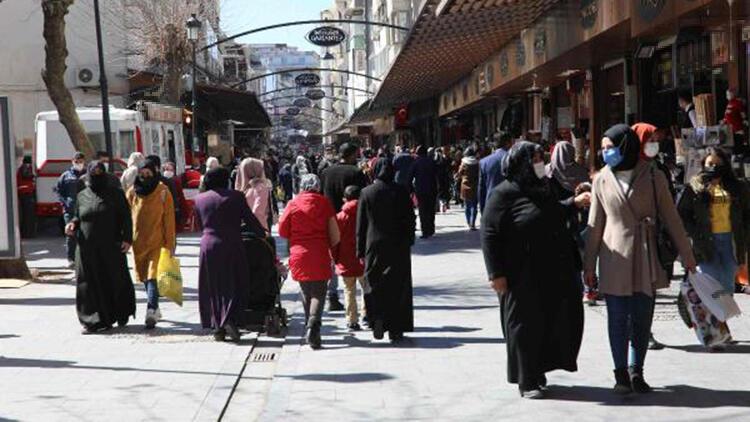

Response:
(357, 179), (416, 334)
(481, 180), (583, 389)
(74, 186), (136, 329)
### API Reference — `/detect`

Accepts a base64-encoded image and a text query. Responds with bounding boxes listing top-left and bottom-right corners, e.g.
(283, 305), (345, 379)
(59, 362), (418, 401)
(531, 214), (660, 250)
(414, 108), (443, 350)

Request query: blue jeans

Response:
(605, 293), (654, 373)
(145, 279), (160, 310)
(699, 233), (737, 295)
(328, 262), (339, 300)
(464, 198), (478, 227)
(63, 212), (77, 262)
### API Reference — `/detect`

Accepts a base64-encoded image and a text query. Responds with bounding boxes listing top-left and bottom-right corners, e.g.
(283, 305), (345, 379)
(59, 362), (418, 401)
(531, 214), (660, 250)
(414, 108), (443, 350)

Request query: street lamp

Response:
(186, 13), (202, 154)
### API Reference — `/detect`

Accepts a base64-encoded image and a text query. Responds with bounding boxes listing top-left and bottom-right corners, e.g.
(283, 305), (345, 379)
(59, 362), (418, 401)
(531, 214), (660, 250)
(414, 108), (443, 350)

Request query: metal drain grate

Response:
(252, 352), (276, 362)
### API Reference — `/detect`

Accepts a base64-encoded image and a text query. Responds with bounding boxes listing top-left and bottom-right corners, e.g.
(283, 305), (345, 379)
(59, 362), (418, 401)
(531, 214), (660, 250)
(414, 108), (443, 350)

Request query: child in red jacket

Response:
(335, 185), (371, 331)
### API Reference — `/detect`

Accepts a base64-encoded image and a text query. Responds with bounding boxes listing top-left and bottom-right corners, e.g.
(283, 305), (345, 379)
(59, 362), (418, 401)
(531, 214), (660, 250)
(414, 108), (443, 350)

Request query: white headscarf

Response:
(206, 156), (220, 171)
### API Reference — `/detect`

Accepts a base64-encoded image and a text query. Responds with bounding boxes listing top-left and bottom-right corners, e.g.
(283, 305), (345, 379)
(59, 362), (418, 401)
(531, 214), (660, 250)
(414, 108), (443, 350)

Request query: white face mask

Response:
(163, 170), (174, 179)
(533, 162), (546, 179)
(73, 163), (84, 172)
(644, 142), (660, 158)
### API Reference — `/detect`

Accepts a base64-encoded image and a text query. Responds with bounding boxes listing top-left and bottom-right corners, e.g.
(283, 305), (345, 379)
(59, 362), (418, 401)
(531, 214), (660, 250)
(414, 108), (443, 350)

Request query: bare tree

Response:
(122, 0), (221, 105)
(41, 0), (94, 158)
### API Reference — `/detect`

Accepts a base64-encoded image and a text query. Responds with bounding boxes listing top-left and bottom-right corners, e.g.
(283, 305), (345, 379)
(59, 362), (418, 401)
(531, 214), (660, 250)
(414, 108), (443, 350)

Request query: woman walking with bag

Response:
(127, 158), (176, 329)
(194, 168), (266, 342)
(584, 124), (696, 394)
(481, 142), (584, 399)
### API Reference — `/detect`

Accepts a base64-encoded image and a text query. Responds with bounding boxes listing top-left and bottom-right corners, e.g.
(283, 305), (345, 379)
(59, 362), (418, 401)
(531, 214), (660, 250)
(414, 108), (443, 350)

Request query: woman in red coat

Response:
(279, 173), (340, 349)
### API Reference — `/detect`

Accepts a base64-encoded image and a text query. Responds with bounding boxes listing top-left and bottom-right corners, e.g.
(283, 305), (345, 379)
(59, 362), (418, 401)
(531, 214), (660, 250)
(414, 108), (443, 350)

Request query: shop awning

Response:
(197, 84), (271, 128)
(371, 0), (559, 109)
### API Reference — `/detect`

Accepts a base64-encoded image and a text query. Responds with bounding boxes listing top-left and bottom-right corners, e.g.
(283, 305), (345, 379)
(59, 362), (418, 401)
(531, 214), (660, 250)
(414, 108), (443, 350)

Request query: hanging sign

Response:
(580, 0), (598, 29)
(294, 98), (312, 108)
(286, 107), (301, 116)
(0, 97), (20, 259)
(306, 89), (326, 100)
(295, 73), (320, 87)
(306, 26), (347, 47)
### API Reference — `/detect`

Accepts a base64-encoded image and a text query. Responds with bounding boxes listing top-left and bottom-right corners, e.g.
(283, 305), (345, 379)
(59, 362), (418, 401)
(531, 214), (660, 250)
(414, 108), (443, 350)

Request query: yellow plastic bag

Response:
(157, 248), (183, 306)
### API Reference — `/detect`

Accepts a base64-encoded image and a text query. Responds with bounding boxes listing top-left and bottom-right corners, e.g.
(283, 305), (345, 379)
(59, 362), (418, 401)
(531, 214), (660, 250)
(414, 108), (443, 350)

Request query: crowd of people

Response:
(55, 117), (750, 399)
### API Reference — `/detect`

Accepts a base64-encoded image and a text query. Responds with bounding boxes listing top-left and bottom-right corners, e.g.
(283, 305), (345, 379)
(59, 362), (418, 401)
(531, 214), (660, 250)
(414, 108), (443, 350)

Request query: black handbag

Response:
(650, 167), (678, 272)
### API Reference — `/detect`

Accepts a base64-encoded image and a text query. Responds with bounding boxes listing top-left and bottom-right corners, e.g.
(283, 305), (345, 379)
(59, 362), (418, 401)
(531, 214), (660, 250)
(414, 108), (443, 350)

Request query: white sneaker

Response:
(145, 308), (161, 329)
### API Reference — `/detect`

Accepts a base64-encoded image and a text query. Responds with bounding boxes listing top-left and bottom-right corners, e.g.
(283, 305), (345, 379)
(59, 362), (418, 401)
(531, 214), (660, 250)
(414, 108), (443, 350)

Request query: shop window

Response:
(652, 49), (673, 90)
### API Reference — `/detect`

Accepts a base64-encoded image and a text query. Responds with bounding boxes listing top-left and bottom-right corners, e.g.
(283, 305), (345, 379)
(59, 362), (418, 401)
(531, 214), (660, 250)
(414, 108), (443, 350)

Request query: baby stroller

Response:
(241, 229), (287, 335)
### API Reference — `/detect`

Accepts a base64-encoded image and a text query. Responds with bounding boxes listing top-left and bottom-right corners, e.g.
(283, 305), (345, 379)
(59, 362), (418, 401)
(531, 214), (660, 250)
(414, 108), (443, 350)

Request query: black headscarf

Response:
(86, 160), (108, 194)
(134, 158), (159, 196)
(204, 167), (230, 191)
(373, 157), (395, 183)
(503, 141), (544, 187)
(603, 124), (640, 172)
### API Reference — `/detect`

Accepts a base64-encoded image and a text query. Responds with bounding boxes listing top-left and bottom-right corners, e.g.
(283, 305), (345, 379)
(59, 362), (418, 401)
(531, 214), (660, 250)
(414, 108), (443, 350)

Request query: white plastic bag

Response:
(680, 280), (731, 347)
(688, 272), (742, 322)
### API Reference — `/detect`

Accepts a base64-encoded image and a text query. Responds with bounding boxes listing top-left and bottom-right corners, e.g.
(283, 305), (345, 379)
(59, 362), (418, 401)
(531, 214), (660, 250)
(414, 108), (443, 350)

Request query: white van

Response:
(34, 103), (186, 217)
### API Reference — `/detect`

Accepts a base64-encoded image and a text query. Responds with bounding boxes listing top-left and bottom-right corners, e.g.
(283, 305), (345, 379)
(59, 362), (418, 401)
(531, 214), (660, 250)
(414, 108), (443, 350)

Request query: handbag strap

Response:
(649, 165), (662, 227)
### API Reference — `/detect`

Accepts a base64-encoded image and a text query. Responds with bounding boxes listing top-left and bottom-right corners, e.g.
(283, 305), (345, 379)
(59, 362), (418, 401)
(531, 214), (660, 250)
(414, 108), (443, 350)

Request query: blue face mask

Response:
(602, 147), (623, 168)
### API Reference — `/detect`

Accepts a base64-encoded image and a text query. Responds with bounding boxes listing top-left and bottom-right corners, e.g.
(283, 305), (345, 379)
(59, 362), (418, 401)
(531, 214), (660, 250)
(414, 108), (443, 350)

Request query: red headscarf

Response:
(631, 123), (657, 159)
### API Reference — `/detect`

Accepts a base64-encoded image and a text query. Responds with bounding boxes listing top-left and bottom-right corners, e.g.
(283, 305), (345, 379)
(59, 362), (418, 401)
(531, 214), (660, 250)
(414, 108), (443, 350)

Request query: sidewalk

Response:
(245, 209), (750, 422)
(0, 234), (257, 421)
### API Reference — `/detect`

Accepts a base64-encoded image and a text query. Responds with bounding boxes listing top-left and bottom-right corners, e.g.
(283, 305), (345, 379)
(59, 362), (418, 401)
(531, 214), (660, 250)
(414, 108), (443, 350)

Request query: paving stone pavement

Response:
(0, 233), (258, 422)
(246, 208), (750, 422)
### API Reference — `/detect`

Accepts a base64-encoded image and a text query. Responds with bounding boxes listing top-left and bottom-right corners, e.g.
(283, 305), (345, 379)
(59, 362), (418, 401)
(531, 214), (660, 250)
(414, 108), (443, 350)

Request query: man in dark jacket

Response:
(411, 145), (438, 238)
(321, 143), (368, 311)
(393, 147), (415, 191)
(55, 152), (86, 266)
(479, 132), (511, 213)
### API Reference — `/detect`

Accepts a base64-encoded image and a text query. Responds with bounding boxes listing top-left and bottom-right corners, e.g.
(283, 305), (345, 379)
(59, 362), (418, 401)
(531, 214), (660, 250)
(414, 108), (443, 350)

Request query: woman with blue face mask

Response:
(584, 124), (697, 395)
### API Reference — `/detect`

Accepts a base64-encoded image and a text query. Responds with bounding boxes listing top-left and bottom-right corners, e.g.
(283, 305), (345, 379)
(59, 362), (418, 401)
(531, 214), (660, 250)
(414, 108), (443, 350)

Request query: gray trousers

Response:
(299, 280), (327, 324)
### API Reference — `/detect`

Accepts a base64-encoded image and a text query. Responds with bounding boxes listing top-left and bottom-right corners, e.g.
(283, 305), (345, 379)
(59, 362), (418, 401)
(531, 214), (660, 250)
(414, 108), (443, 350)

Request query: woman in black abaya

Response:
(480, 142), (584, 399)
(357, 158), (416, 343)
(66, 161), (136, 334)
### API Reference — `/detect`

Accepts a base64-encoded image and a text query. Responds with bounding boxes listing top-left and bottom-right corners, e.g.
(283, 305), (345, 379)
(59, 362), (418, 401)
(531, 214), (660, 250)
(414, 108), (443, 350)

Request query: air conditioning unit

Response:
(75, 66), (100, 88)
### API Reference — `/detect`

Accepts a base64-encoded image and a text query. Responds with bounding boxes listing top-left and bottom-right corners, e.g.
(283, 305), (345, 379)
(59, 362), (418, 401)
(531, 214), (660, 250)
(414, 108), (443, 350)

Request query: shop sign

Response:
(534, 28), (546, 56)
(499, 52), (509, 77)
(306, 26), (347, 47)
(295, 73), (320, 87)
(742, 26), (750, 42)
(515, 39), (526, 67)
(294, 98), (312, 108)
(146, 102), (182, 123)
(0, 97), (19, 259)
(306, 89), (326, 100)
(637, 0), (666, 23)
(286, 107), (300, 116)
(580, 0), (598, 29)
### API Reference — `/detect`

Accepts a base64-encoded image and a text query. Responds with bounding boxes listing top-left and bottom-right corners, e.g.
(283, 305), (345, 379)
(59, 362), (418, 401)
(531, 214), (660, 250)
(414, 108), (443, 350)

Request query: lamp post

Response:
(93, 0), (113, 171)
(186, 13), (201, 154)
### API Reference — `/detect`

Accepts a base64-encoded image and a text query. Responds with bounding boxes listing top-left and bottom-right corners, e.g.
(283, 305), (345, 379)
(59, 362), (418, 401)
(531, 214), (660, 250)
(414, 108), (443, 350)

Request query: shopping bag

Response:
(680, 280), (731, 347)
(688, 272), (741, 321)
(157, 248), (183, 307)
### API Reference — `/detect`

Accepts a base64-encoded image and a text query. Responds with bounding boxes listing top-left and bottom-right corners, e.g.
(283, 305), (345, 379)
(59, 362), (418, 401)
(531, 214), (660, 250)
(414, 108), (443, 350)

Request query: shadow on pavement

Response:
(545, 384), (750, 408)
(665, 343), (750, 354)
(0, 356), (239, 377)
(323, 334), (503, 350)
(280, 372), (394, 383)
(413, 325), (481, 333)
(411, 228), (480, 256)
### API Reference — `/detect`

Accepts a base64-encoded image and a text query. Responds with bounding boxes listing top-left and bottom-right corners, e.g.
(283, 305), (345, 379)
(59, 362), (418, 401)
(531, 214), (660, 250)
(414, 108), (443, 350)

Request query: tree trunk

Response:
(0, 258), (33, 280)
(41, 0), (94, 158)
(159, 24), (185, 105)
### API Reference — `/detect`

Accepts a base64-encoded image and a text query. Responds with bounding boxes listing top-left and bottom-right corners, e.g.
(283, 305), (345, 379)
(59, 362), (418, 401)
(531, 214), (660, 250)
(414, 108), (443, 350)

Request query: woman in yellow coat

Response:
(126, 158), (176, 329)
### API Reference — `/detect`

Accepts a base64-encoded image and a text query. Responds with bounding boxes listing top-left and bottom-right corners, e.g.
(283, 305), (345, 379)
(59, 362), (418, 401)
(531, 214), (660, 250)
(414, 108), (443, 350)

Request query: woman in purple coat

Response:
(193, 168), (265, 342)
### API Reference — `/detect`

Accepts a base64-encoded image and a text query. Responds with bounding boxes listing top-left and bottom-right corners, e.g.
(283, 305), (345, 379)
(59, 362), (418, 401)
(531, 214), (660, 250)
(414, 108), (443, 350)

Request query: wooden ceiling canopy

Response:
(371, 0), (559, 109)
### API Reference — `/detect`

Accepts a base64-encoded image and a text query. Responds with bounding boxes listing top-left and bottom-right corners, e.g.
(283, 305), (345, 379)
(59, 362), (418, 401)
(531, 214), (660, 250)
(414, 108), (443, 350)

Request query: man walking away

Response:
(321, 143), (368, 311)
(411, 145), (438, 238)
(55, 152), (86, 267)
(479, 132), (511, 214)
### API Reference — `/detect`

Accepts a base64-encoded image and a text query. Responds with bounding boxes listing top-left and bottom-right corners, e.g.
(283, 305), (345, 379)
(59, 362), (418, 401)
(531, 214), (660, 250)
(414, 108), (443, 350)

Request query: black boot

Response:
(629, 368), (652, 394)
(306, 317), (321, 349)
(328, 297), (344, 312)
(373, 319), (385, 340)
(613, 369), (632, 395)
(648, 333), (664, 350)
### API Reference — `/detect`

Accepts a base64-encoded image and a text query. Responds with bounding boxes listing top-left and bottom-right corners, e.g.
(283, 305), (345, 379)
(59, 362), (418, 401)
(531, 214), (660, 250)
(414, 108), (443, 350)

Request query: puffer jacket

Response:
(677, 174), (750, 264)
(334, 200), (364, 277)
